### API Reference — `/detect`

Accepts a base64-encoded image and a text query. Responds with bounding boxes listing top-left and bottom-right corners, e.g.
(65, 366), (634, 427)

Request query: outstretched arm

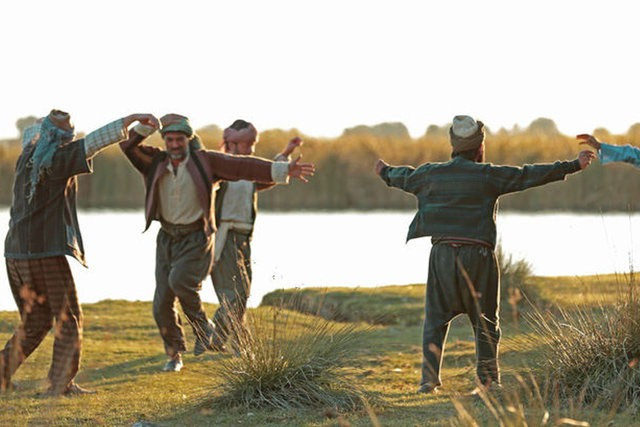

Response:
(577, 134), (640, 168)
(84, 114), (159, 159)
(207, 151), (314, 184)
(490, 151), (595, 195)
(375, 158), (419, 193)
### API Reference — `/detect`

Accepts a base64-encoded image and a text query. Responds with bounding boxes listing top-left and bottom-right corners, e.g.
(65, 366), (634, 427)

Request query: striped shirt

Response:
(380, 156), (581, 247)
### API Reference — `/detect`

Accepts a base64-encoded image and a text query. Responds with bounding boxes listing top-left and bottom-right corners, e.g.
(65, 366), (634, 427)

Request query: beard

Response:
(169, 149), (187, 160)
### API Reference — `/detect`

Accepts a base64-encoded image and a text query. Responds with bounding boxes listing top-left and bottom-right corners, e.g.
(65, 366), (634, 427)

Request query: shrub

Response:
(527, 273), (640, 412)
(213, 305), (370, 411)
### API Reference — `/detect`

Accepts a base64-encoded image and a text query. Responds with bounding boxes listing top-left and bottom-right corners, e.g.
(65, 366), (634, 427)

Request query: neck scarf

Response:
(25, 114), (75, 203)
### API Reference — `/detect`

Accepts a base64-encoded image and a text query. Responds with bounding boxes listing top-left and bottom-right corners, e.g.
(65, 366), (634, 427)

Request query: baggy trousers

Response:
(1, 257), (82, 393)
(210, 230), (252, 344)
(154, 228), (213, 356)
(421, 243), (501, 387)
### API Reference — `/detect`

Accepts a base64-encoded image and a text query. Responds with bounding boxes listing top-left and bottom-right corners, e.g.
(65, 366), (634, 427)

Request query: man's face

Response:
(164, 131), (189, 160)
(228, 139), (256, 155)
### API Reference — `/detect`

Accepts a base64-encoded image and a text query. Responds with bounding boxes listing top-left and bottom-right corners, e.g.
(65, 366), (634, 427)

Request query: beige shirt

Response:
(158, 152), (204, 224)
(220, 180), (255, 225)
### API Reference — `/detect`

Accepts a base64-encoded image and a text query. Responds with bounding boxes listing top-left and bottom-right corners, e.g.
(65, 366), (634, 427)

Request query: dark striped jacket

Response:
(380, 156), (581, 247)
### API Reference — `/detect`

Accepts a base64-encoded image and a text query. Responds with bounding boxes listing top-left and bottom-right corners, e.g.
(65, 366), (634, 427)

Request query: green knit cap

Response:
(160, 113), (194, 138)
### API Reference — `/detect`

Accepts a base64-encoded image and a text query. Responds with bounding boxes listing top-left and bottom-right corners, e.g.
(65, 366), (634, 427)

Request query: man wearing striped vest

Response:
(210, 120), (303, 351)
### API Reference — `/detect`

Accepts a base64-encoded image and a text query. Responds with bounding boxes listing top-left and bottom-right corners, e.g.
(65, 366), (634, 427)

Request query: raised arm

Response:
(490, 151), (595, 195)
(257, 136), (304, 191)
(577, 134), (640, 168)
(118, 121), (163, 174)
(85, 114), (159, 159)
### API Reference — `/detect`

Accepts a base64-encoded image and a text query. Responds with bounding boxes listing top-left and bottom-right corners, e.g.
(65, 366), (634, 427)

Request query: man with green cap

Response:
(1, 110), (159, 395)
(375, 115), (596, 394)
(120, 114), (314, 372)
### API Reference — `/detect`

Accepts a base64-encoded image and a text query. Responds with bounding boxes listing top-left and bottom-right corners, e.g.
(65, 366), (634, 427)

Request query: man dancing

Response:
(120, 114), (313, 372)
(210, 120), (303, 351)
(375, 115), (595, 394)
(1, 110), (159, 395)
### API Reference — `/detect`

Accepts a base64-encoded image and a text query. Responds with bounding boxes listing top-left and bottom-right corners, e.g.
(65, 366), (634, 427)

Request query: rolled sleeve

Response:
(271, 161), (290, 184)
(84, 118), (128, 159)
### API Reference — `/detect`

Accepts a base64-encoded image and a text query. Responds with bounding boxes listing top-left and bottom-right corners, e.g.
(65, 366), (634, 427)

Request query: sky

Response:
(1, 0), (639, 139)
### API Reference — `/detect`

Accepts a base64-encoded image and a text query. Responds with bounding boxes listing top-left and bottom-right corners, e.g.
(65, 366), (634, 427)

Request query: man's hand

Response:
(577, 134), (601, 150)
(282, 137), (303, 157)
(123, 114), (160, 129)
(288, 155), (315, 182)
(577, 150), (597, 169)
(375, 159), (389, 176)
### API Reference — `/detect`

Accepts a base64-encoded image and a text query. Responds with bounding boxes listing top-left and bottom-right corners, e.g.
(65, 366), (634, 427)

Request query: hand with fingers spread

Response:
(288, 155), (315, 182)
(577, 150), (597, 169)
(577, 134), (601, 151)
(375, 159), (389, 176)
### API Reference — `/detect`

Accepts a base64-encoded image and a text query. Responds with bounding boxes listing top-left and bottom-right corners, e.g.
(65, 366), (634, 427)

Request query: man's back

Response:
(380, 156), (581, 246)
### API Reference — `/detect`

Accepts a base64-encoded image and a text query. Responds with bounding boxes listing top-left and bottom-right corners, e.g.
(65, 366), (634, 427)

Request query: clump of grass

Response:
(451, 373), (609, 426)
(496, 244), (534, 321)
(214, 303), (370, 411)
(527, 272), (640, 412)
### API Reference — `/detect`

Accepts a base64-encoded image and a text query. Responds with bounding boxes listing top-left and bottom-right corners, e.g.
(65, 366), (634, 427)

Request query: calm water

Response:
(0, 209), (639, 312)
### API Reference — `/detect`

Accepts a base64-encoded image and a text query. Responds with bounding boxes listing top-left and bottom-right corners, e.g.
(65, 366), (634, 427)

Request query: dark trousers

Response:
(154, 228), (213, 356)
(210, 230), (252, 344)
(1, 257), (82, 393)
(422, 243), (501, 387)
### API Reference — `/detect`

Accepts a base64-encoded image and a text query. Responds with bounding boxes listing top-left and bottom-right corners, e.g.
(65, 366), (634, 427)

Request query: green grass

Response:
(0, 275), (638, 426)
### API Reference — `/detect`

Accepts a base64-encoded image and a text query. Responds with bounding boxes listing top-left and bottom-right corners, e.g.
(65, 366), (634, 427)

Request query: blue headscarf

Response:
(24, 114), (76, 203)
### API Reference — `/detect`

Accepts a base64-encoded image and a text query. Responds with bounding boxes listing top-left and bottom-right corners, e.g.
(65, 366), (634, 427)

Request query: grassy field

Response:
(0, 275), (638, 426)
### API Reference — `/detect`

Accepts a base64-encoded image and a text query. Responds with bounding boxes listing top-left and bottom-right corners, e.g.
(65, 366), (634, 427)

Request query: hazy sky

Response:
(1, 0), (638, 139)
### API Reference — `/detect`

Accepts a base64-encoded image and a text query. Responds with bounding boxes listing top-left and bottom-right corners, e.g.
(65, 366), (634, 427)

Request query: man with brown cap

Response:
(120, 114), (314, 372)
(210, 119), (303, 351)
(375, 115), (596, 394)
(1, 110), (159, 395)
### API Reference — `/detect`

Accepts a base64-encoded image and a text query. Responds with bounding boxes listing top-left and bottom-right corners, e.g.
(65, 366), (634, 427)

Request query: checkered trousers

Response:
(0, 257), (82, 393)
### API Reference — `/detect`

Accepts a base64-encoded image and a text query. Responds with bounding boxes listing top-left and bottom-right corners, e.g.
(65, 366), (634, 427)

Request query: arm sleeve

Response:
(379, 165), (420, 194)
(257, 153), (291, 191)
(119, 130), (159, 175)
(207, 151), (280, 183)
(490, 159), (581, 195)
(600, 143), (640, 168)
(84, 119), (128, 159)
(49, 140), (93, 179)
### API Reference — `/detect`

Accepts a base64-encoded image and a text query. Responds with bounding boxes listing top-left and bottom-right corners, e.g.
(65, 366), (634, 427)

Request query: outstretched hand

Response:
(577, 134), (601, 150)
(375, 159), (389, 176)
(288, 155), (315, 182)
(577, 150), (597, 170)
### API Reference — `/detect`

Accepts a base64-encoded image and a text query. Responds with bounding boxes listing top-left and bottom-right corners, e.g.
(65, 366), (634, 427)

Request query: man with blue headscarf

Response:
(1, 110), (159, 396)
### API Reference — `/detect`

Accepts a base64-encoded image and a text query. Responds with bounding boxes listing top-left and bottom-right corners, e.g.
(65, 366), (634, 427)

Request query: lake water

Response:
(0, 209), (639, 312)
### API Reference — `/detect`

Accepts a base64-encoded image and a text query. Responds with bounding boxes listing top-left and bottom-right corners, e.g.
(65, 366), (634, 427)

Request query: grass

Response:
(0, 274), (639, 426)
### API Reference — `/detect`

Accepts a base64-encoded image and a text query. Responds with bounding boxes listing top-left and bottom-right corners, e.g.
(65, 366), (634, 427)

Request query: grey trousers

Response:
(210, 230), (252, 344)
(422, 243), (501, 387)
(154, 228), (213, 356)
